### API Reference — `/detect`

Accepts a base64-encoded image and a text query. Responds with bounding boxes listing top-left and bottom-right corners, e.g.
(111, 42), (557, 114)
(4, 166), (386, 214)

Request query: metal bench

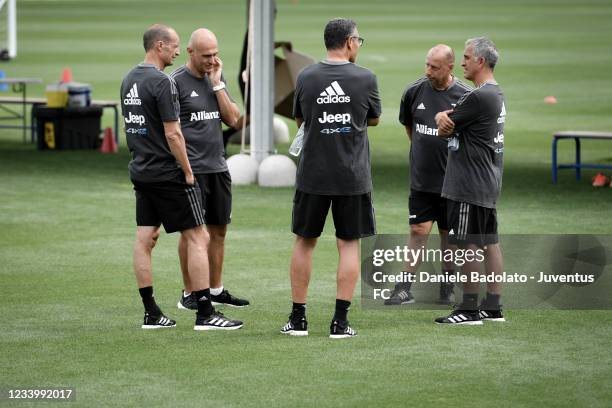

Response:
(552, 131), (612, 183)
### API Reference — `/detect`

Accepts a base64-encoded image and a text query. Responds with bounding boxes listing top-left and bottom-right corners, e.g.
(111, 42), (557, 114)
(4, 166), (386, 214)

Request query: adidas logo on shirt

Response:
(497, 102), (506, 124)
(417, 102), (426, 110)
(124, 83), (141, 105)
(190, 90), (199, 97)
(316, 81), (351, 104)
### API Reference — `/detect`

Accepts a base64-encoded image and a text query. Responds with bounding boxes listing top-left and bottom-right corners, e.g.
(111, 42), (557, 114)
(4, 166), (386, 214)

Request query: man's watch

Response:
(212, 82), (226, 92)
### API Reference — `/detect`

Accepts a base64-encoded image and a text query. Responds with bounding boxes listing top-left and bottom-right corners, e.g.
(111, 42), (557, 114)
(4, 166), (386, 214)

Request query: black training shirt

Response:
(293, 61), (381, 195)
(399, 77), (471, 194)
(121, 63), (181, 182)
(442, 82), (506, 208)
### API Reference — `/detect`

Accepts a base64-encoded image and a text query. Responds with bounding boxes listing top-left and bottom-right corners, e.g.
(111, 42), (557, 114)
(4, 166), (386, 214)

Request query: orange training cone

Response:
(100, 127), (118, 153)
(61, 67), (73, 83)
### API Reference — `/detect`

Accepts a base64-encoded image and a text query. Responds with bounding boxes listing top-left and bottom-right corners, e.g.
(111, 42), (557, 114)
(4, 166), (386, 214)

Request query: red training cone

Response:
(100, 127), (118, 153)
(61, 67), (73, 83)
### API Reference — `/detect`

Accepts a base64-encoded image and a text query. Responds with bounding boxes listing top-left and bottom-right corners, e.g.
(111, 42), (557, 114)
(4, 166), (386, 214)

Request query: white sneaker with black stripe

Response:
(141, 312), (176, 329)
(329, 320), (357, 339)
(194, 311), (243, 331)
(435, 309), (482, 325)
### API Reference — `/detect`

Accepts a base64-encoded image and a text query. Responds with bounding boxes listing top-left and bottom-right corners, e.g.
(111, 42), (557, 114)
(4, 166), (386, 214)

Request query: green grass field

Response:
(1, 1), (612, 407)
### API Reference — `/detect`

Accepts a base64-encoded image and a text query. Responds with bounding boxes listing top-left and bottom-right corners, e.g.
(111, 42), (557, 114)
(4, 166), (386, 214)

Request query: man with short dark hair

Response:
(170, 28), (249, 311)
(280, 17), (381, 338)
(121, 24), (242, 330)
(434, 37), (506, 325)
(385, 44), (471, 306)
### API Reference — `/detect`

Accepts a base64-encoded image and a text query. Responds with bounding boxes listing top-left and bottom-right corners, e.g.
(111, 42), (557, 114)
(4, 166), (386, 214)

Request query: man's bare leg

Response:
(290, 236), (317, 303)
(480, 243), (505, 321)
(385, 221), (432, 305)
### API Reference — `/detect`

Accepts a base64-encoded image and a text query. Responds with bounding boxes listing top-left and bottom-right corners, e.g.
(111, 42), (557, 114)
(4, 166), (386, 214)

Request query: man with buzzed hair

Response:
(280, 17), (381, 338)
(121, 24), (242, 330)
(434, 37), (506, 325)
(170, 28), (250, 312)
(386, 44), (471, 306)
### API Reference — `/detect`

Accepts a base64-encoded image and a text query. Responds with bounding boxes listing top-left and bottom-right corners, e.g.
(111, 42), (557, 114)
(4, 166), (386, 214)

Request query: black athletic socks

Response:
(483, 292), (501, 309)
(461, 293), (479, 311)
(333, 299), (351, 322)
(139, 286), (160, 315)
(292, 302), (306, 319)
(194, 288), (214, 317)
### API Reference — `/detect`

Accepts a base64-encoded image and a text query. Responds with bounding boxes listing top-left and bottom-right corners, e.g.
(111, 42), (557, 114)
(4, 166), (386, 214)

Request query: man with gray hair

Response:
(171, 28), (250, 314)
(280, 17), (381, 338)
(386, 44), (471, 306)
(434, 37), (506, 325)
(121, 24), (242, 331)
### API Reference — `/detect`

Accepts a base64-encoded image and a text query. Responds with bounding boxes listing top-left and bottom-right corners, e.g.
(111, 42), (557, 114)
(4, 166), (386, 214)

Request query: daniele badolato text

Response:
(367, 245), (595, 291)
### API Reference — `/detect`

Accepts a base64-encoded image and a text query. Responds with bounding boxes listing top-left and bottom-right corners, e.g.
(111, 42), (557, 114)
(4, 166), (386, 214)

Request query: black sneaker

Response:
(211, 289), (250, 308)
(329, 320), (357, 339)
(280, 315), (308, 336)
(177, 291), (197, 311)
(437, 283), (455, 305)
(194, 310), (243, 331)
(434, 309), (482, 325)
(142, 312), (176, 329)
(383, 287), (415, 305)
(479, 306), (506, 322)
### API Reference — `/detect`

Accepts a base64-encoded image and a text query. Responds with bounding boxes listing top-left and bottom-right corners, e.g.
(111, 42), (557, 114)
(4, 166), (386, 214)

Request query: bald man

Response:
(385, 44), (472, 306)
(170, 28), (250, 312)
(121, 24), (242, 330)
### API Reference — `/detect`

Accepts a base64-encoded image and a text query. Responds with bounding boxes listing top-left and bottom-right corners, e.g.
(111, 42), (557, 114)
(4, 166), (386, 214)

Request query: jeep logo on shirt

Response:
(318, 112), (351, 125)
(124, 112), (145, 126)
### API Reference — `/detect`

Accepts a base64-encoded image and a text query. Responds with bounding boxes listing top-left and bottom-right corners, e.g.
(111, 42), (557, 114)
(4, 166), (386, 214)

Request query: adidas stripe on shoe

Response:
(194, 311), (243, 331)
(329, 320), (357, 339)
(142, 312), (176, 329)
(479, 308), (506, 322)
(280, 315), (308, 336)
(383, 287), (415, 305)
(434, 309), (482, 325)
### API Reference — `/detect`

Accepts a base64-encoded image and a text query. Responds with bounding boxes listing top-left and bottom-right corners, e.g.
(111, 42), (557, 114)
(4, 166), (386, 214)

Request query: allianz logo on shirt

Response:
(190, 110), (220, 122)
(124, 83), (142, 105)
(415, 122), (438, 136)
(316, 81), (351, 104)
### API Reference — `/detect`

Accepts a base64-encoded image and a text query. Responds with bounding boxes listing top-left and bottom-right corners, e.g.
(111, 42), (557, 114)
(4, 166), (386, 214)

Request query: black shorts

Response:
(291, 190), (376, 240)
(446, 200), (498, 247)
(133, 175), (205, 234)
(409, 189), (448, 230)
(195, 171), (232, 225)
